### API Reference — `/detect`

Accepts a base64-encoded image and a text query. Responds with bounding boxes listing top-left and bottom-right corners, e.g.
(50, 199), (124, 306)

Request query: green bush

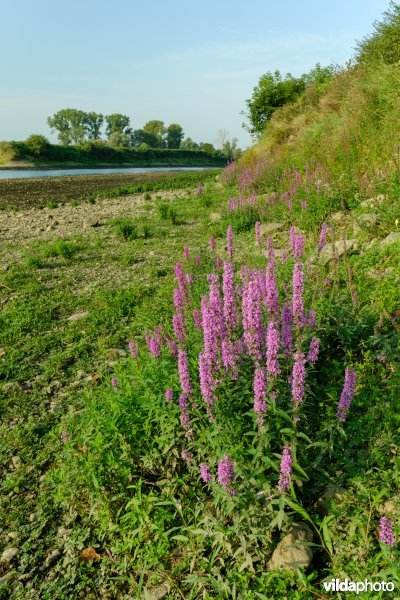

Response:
(113, 218), (138, 240)
(25, 134), (50, 156)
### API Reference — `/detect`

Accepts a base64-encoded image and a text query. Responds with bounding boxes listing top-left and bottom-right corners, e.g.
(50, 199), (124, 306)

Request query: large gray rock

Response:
(268, 523), (313, 571)
(380, 232), (400, 248)
(318, 239), (358, 265)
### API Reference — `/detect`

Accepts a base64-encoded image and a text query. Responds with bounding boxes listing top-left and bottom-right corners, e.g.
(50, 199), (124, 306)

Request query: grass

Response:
(0, 168), (399, 598)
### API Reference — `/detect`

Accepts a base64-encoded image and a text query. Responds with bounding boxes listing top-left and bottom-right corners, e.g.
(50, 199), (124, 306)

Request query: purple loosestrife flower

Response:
(168, 338), (178, 356)
(217, 455), (236, 494)
(146, 336), (160, 358)
(337, 368), (357, 422)
(198, 352), (214, 409)
(179, 395), (192, 437)
(209, 235), (216, 251)
(178, 349), (193, 396)
(227, 225), (234, 259)
(290, 226), (305, 260)
(174, 287), (185, 313)
(200, 463), (213, 483)
(242, 280), (264, 361)
(253, 364), (267, 426)
(173, 313), (186, 344)
(181, 449), (193, 465)
(216, 257), (222, 270)
(223, 262), (237, 332)
(255, 221), (262, 247)
(221, 339), (237, 376)
(292, 263), (305, 327)
(379, 516), (395, 548)
(318, 222), (328, 250)
(266, 262), (279, 319)
(308, 309), (316, 329)
(278, 446), (293, 492)
(307, 338), (320, 364)
(185, 273), (193, 286)
(111, 377), (118, 388)
(192, 309), (202, 331)
(183, 245), (190, 260)
(165, 389), (173, 402)
(266, 320), (281, 378)
(266, 237), (275, 262)
(201, 296), (217, 365)
(209, 275), (225, 342)
(174, 262), (187, 301)
(128, 340), (138, 358)
(292, 350), (306, 405)
(195, 255), (200, 267)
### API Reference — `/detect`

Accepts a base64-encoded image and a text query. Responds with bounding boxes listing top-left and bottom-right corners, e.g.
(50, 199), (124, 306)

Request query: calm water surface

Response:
(0, 166), (218, 180)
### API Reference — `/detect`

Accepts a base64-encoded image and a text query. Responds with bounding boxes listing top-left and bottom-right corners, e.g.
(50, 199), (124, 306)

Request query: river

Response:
(0, 166), (218, 180)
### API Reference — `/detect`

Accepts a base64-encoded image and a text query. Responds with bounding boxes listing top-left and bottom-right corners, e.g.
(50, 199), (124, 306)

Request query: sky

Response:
(0, 0), (391, 148)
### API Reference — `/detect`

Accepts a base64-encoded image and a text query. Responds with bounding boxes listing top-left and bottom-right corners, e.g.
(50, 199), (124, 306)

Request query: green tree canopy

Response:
(166, 123), (184, 149)
(356, 1), (400, 64)
(181, 137), (199, 150)
(105, 114), (131, 138)
(143, 120), (166, 147)
(47, 109), (89, 145)
(25, 134), (50, 155)
(130, 129), (159, 148)
(85, 112), (104, 140)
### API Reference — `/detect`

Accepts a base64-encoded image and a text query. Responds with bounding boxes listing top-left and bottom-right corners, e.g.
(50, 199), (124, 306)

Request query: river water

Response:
(0, 166), (218, 180)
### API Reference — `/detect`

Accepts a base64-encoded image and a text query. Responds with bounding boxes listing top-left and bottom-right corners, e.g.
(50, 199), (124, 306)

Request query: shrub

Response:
(113, 218), (138, 240)
(25, 134), (50, 156)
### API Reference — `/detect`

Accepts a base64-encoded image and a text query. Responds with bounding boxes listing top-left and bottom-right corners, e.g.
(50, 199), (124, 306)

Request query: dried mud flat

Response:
(0, 171), (199, 209)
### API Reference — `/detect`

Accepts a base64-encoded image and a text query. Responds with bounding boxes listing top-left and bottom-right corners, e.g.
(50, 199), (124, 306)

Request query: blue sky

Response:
(0, 0), (390, 148)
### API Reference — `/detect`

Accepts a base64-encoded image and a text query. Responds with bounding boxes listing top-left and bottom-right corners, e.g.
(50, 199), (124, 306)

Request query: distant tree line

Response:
(42, 109), (241, 158)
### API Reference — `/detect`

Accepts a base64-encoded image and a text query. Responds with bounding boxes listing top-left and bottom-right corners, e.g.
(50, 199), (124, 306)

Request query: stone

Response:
(1, 547), (18, 563)
(2, 382), (22, 393)
(330, 211), (344, 222)
(268, 523), (313, 571)
(6, 532), (19, 542)
(106, 348), (127, 358)
(84, 218), (100, 229)
(259, 222), (285, 236)
(57, 526), (72, 538)
(67, 311), (90, 322)
(28, 512), (36, 523)
(318, 239), (358, 265)
(380, 232), (400, 248)
(360, 194), (387, 208)
(315, 486), (346, 515)
(11, 456), (21, 469)
(44, 549), (61, 568)
(358, 213), (378, 226)
(141, 583), (170, 600)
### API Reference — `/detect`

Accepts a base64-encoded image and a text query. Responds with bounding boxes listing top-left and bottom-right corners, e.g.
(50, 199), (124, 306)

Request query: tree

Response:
(25, 134), (50, 155)
(105, 114), (131, 138)
(130, 129), (159, 148)
(47, 108), (89, 145)
(222, 137), (241, 159)
(143, 120), (166, 147)
(181, 137), (200, 150)
(108, 132), (131, 147)
(243, 71), (306, 137)
(199, 142), (216, 155)
(85, 112), (104, 140)
(166, 123), (184, 149)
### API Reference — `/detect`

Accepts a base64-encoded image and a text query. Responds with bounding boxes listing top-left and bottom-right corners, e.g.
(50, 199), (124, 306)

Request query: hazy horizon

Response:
(0, 0), (390, 148)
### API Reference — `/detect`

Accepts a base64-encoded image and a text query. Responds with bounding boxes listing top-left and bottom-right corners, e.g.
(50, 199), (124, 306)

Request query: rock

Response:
(259, 222), (284, 236)
(318, 239), (358, 265)
(57, 527), (72, 538)
(330, 211), (344, 222)
(11, 456), (21, 469)
(18, 573), (31, 582)
(6, 532), (19, 542)
(380, 232), (400, 247)
(67, 311), (90, 322)
(360, 194), (387, 208)
(76, 370), (86, 379)
(315, 486), (346, 515)
(2, 264), (9, 271)
(358, 213), (378, 226)
(106, 348), (127, 358)
(2, 382), (22, 393)
(378, 498), (399, 516)
(44, 549), (61, 568)
(84, 218), (100, 229)
(268, 523), (313, 571)
(28, 512), (36, 523)
(1, 547), (18, 563)
(141, 583), (170, 600)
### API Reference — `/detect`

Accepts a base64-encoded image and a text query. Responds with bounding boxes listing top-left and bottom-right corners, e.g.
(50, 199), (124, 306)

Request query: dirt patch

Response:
(0, 171), (201, 209)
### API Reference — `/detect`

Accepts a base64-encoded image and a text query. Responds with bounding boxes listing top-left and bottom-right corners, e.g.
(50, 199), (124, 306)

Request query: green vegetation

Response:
(1, 4), (400, 598)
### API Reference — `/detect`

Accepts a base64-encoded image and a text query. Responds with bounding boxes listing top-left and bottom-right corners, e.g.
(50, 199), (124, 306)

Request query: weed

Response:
(113, 217), (138, 241)
(46, 201), (58, 209)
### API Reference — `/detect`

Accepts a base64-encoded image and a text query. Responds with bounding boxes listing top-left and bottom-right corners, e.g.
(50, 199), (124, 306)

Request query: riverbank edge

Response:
(0, 160), (225, 170)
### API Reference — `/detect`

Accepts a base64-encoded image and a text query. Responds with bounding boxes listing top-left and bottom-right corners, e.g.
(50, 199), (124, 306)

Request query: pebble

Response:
(1, 547), (18, 563)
